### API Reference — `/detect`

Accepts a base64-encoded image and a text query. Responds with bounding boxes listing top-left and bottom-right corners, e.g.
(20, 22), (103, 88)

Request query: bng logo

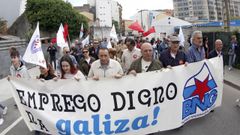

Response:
(182, 63), (218, 120)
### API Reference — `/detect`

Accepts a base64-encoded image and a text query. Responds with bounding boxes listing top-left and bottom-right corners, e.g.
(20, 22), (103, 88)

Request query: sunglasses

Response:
(171, 41), (180, 44)
(83, 51), (89, 53)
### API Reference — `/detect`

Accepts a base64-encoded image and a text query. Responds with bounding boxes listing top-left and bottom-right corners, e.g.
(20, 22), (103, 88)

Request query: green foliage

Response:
(112, 20), (120, 34)
(26, 0), (88, 39)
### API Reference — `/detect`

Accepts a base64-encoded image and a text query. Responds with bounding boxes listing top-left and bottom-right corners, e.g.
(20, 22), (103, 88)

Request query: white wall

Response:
(111, 1), (119, 23)
(93, 27), (111, 40)
(131, 10), (163, 31)
(96, 0), (112, 27)
(0, 0), (26, 28)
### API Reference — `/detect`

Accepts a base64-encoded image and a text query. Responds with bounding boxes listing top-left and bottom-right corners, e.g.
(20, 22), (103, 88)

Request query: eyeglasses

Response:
(171, 41), (180, 44)
(83, 51), (89, 53)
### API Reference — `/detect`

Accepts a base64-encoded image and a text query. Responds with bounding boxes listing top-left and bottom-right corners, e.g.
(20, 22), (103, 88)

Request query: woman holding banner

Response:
(37, 63), (56, 80)
(59, 55), (85, 81)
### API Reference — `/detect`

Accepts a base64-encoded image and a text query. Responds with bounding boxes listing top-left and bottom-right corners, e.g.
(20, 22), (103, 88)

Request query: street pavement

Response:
(0, 66), (240, 135)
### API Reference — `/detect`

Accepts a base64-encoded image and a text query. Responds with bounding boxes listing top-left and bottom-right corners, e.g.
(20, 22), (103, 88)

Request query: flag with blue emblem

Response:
(23, 22), (46, 68)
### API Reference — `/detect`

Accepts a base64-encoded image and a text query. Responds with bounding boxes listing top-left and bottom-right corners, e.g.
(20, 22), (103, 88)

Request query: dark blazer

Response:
(160, 49), (189, 68)
(78, 57), (95, 76)
(208, 50), (222, 59)
(128, 57), (163, 73)
(89, 47), (99, 59)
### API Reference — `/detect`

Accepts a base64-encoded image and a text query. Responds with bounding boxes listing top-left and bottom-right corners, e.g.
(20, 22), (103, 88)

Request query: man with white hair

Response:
(188, 31), (205, 63)
(128, 42), (163, 75)
(208, 39), (223, 59)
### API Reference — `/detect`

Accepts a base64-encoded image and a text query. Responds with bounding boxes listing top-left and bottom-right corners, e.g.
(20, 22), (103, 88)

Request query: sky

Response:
(68, 0), (173, 19)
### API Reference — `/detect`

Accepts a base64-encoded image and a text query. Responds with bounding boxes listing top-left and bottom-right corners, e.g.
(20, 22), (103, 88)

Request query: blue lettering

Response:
(182, 89), (218, 119)
(209, 89), (217, 107)
(92, 114), (103, 135)
(132, 115), (150, 130)
(114, 119), (130, 133)
(56, 107), (162, 134)
(193, 96), (207, 111)
(56, 119), (71, 135)
(182, 99), (194, 119)
(73, 120), (92, 135)
(103, 114), (114, 134)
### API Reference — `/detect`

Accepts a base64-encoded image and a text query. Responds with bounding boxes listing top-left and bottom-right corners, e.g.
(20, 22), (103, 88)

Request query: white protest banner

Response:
(10, 57), (223, 135)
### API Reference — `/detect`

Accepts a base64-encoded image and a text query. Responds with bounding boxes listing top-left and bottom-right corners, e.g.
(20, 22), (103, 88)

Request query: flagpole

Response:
(67, 34), (71, 48)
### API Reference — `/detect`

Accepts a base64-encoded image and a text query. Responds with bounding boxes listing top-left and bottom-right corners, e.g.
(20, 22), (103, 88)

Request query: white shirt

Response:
(170, 52), (176, 59)
(141, 59), (151, 72)
(85, 57), (91, 64)
(88, 59), (123, 78)
(64, 70), (85, 80)
(121, 47), (141, 72)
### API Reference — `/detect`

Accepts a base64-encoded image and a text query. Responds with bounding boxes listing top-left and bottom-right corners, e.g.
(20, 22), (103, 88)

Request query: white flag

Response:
(107, 40), (112, 49)
(110, 24), (118, 42)
(23, 22), (46, 68)
(79, 23), (84, 39)
(81, 35), (89, 46)
(57, 24), (68, 48)
(178, 26), (185, 47)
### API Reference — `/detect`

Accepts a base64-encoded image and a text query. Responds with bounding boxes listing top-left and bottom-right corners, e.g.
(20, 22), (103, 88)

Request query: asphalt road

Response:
(0, 84), (240, 135)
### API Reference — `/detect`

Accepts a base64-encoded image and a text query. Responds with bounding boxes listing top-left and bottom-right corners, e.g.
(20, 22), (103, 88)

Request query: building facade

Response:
(96, 0), (112, 27)
(173, 0), (240, 22)
(86, 0), (122, 28)
(131, 10), (173, 31)
(111, 1), (120, 23)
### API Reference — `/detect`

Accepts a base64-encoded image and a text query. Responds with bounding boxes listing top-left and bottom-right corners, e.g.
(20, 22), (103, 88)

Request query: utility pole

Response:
(140, 10), (143, 30)
(224, 0), (230, 32)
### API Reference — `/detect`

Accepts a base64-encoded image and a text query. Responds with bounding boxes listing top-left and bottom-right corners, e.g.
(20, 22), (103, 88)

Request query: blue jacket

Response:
(187, 44), (205, 63)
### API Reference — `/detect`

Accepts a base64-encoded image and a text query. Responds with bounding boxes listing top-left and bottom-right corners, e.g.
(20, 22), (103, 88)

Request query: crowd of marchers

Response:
(1, 30), (239, 131)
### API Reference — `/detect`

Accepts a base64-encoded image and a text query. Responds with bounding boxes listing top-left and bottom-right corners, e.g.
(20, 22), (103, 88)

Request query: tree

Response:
(26, 0), (88, 39)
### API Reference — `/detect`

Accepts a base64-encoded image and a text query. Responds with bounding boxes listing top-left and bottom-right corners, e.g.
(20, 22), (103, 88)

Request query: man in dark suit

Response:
(208, 39), (223, 59)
